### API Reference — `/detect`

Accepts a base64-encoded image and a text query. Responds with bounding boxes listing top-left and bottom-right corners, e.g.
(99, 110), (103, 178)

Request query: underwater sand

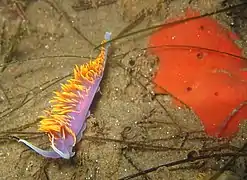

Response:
(0, 0), (247, 180)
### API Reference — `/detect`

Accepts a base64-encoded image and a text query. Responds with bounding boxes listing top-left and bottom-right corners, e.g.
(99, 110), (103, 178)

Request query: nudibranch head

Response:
(18, 32), (112, 159)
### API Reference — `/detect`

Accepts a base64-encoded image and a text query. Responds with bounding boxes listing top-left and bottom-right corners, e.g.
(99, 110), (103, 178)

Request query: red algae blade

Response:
(149, 8), (247, 138)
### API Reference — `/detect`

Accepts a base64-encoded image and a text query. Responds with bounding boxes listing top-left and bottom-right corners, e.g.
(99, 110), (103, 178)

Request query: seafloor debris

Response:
(149, 8), (247, 138)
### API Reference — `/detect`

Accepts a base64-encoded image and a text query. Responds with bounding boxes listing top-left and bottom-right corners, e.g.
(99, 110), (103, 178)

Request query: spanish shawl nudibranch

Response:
(18, 32), (112, 159)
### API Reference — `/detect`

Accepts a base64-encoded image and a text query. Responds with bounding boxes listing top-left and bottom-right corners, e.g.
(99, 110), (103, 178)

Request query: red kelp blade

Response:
(149, 8), (247, 137)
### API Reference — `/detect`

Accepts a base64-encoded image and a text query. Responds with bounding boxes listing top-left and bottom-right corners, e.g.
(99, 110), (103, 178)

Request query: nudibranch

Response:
(18, 32), (112, 159)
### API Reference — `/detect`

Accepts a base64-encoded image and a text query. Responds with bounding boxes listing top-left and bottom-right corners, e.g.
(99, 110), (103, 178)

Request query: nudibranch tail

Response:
(18, 32), (112, 159)
(18, 139), (61, 158)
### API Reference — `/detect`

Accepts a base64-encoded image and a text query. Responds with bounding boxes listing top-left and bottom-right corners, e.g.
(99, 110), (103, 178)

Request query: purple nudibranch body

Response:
(18, 32), (112, 159)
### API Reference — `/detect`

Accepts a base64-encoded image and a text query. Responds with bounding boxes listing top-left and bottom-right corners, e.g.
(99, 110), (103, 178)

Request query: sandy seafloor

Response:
(0, 0), (247, 180)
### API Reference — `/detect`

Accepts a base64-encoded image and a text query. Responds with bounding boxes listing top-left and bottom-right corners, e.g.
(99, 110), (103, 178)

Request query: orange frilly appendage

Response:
(38, 40), (107, 143)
